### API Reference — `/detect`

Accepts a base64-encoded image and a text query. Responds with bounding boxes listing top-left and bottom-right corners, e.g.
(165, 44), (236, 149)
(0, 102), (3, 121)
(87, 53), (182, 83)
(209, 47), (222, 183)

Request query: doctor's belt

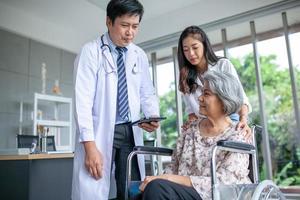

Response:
(115, 121), (132, 126)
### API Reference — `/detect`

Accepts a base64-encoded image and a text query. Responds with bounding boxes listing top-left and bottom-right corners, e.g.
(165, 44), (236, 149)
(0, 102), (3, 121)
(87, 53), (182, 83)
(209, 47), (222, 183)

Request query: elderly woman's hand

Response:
(139, 175), (167, 192)
(139, 174), (192, 192)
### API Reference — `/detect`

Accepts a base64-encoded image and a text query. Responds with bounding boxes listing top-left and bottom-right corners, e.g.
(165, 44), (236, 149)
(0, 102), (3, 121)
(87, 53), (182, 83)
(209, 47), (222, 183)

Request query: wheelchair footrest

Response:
(213, 183), (258, 200)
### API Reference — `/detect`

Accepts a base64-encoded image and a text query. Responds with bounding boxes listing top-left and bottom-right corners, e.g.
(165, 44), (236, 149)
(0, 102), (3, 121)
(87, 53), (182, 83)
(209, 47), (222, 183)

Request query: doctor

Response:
(71, 0), (160, 200)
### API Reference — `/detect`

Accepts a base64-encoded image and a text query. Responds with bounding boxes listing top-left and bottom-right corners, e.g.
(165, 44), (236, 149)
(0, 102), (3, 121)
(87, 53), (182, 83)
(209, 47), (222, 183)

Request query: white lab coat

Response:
(71, 34), (159, 200)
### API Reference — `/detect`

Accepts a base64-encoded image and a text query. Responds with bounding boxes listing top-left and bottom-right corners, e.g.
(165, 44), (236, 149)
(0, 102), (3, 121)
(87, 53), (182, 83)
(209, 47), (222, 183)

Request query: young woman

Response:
(177, 26), (251, 132)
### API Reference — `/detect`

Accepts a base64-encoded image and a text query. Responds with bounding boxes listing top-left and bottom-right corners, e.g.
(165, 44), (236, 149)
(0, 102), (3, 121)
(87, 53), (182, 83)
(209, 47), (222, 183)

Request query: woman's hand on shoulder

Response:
(181, 113), (198, 131)
(236, 119), (252, 143)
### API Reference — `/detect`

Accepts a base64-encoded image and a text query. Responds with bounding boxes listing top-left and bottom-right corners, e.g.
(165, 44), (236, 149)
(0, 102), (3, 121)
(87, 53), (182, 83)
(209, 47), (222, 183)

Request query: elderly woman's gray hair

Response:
(202, 70), (244, 115)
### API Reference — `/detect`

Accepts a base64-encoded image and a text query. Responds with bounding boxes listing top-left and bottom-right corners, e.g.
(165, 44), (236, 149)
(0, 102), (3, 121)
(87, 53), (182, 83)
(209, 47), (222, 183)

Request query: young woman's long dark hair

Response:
(178, 26), (220, 94)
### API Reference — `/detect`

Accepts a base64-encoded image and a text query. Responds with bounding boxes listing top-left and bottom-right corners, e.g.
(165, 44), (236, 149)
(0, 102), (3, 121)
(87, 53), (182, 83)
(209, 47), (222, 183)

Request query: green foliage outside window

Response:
(232, 53), (300, 186)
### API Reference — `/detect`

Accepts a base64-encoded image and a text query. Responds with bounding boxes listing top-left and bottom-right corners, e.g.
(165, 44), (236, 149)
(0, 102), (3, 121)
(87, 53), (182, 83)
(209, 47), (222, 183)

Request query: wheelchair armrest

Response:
(217, 140), (255, 151)
(133, 146), (173, 155)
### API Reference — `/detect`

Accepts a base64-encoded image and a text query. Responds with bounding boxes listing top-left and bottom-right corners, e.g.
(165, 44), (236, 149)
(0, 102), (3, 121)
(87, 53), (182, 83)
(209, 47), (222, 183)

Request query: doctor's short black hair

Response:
(107, 0), (144, 24)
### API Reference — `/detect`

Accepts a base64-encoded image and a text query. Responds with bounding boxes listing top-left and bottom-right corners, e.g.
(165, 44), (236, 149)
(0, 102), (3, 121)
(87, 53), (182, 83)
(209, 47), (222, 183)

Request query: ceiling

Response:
(0, 0), (297, 54)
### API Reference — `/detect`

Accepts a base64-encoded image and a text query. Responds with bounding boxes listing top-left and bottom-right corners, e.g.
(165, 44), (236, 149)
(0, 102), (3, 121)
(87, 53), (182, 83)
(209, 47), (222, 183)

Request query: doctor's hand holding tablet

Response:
(132, 116), (166, 132)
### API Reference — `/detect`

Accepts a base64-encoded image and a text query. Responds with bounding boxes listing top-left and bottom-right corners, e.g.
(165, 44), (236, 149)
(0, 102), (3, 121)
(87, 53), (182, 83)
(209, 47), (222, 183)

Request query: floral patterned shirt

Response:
(164, 118), (251, 200)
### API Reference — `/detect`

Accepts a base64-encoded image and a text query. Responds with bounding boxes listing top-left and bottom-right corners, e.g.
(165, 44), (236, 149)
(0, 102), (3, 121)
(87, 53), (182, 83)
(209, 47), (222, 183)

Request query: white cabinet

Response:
(33, 93), (72, 151)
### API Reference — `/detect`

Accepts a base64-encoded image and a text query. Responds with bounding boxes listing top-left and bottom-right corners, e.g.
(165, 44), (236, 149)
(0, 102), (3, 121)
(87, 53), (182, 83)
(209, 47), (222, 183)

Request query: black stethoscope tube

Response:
(100, 34), (111, 52)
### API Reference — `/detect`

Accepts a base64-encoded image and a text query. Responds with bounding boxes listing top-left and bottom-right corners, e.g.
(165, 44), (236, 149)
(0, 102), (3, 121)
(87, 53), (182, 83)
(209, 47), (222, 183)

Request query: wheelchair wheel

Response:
(251, 180), (286, 200)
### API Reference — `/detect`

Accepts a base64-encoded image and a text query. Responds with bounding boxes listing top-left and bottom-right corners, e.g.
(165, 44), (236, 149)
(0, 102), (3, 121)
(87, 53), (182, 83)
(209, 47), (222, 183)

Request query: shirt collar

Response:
(105, 32), (117, 53)
(105, 32), (130, 53)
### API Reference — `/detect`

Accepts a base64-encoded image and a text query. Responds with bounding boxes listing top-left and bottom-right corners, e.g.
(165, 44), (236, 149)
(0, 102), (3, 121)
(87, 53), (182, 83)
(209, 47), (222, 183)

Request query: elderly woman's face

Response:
(198, 81), (224, 118)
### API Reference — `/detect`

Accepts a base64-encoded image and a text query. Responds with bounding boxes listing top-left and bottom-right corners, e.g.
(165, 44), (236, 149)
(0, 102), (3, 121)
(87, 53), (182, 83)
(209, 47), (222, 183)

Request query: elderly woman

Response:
(139, 70), (251, 200)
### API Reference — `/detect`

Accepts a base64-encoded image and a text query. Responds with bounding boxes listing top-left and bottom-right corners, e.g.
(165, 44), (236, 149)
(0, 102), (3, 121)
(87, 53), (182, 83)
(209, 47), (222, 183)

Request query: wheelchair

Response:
(125, 125), (286, 200)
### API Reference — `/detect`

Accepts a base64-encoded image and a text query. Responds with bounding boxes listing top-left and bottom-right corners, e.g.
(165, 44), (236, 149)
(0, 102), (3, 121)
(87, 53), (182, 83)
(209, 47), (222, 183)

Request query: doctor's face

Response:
(107, 14), (140, 47)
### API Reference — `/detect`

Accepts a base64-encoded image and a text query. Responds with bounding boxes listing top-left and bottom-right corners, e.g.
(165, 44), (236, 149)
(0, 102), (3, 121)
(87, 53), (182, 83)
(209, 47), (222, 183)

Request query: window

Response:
(156, 62), (177, 148)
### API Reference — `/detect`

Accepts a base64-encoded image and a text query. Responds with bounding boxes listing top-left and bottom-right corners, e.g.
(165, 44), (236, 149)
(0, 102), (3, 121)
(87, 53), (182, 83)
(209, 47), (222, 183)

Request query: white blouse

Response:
(182, 58), (251, 117)
(165, 118), (251, 199)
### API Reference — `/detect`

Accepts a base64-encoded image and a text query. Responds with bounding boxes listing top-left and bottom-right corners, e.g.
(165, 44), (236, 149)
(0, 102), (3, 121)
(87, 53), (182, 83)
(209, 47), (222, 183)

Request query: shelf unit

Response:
(33, 93), (72, 151)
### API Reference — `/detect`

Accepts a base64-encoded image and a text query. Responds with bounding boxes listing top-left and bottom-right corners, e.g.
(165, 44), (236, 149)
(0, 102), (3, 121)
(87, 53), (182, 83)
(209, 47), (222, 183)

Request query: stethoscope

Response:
(100, 34), (139, 74)
(100, 34), (112, 52)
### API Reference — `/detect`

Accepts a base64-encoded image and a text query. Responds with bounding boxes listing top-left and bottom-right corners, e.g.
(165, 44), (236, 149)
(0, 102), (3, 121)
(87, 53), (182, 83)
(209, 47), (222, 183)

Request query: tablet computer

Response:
(131, 117), (166, 126)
